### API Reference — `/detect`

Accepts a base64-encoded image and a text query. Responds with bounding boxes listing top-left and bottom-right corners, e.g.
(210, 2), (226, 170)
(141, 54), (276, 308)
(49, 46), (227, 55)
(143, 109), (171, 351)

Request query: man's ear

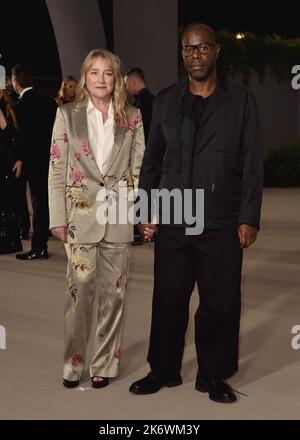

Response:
(215, 44), (221, 59)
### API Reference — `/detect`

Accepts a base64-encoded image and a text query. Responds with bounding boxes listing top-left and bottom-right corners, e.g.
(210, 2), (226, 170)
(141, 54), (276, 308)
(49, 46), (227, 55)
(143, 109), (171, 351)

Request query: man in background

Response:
(12, 65), (56, 259)
(125, 67), (154, 244)
(125, 67), (154, 143)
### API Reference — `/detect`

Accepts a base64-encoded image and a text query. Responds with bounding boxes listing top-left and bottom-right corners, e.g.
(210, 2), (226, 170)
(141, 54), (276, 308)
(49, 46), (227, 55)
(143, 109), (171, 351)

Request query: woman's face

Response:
(85, 57), (115, 102)
(64, 80), (77, 100)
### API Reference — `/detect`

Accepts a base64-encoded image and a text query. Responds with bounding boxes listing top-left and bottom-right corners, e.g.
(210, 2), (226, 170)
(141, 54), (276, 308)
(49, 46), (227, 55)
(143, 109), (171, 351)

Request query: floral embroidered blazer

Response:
(48, 101), (145, 243)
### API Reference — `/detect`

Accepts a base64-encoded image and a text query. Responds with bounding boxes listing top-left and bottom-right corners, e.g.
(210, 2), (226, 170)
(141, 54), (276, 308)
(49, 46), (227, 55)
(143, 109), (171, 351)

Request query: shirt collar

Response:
(87, 98), (114, 117)
(19, 87), (33, 99)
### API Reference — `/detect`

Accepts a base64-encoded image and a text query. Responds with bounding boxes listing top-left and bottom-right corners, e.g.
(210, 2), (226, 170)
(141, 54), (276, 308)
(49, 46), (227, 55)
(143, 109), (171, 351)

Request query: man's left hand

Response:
(237, 224), (258, 248)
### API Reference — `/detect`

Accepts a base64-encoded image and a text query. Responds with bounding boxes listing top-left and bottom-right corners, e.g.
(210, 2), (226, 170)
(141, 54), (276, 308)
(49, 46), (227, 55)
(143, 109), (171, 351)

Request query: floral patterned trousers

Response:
(63, 240), (130, 381)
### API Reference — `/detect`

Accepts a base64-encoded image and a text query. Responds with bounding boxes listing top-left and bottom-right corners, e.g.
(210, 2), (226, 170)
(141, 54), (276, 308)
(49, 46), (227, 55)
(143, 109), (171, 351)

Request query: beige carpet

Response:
(0, 188), (300, 420)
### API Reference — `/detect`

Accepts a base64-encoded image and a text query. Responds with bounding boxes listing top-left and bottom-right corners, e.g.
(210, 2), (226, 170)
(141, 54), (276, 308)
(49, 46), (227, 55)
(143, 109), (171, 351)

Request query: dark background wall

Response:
(178, 1), (300, 38)
(113, 0), (178, 94)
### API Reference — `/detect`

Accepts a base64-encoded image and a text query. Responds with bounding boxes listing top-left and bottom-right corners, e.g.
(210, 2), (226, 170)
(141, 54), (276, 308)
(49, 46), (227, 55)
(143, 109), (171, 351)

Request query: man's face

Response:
(11, 74), (19, 93)
(181, 28), (220, 81)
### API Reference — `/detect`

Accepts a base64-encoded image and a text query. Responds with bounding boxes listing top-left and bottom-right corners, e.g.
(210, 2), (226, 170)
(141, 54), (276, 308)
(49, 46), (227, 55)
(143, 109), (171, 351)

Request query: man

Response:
(125, 67), (154, 143)
(129, 23), (263, 403)
(5, 75), (30, 238)
(125, 68), (154, 245)
(12, 65), (56, 259)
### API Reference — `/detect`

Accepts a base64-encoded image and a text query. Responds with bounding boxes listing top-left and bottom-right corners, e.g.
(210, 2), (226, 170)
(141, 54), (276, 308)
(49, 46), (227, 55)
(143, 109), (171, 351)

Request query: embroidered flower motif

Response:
(68, 225), (77, 241)
(71, 353), (83, 366)
(50, 143), (61, 161)
(69, 284), (78, 303)
(114, 348), (121, 359)
(126, 113), (142, 131)
(71, 254), (91, 279)
(81, 141), (92, 156)
(71, 168), (85, 186)
(71, 244), (80, 253)
(63, 133), (68, 143)
(74, 196), (92, 215)
(118, 112), (142, 131)
(74, 152), (81, 161)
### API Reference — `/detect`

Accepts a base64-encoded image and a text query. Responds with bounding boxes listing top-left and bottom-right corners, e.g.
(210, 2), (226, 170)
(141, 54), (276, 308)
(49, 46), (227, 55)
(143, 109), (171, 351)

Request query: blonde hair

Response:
(55, 75), (77, 106)
(75, 48), (128, 124)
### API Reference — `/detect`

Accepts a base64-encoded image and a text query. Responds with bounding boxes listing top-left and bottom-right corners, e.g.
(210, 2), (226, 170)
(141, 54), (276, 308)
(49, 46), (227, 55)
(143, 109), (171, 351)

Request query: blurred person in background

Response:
(125, 68), (154, 245)
(55, 75), (78, 107)
(0, 88), (22, 253)
(124, 67), (154, 143)
(12, 65), (56, 260)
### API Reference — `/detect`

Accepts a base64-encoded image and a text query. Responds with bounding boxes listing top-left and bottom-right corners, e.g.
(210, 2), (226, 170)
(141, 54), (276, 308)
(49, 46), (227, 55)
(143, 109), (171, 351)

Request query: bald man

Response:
(129, 23), (263, 403)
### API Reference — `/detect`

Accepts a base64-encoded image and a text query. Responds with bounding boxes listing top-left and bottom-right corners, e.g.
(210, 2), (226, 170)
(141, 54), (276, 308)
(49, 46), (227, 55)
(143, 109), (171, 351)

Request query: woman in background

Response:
(55, 75), (78, 106)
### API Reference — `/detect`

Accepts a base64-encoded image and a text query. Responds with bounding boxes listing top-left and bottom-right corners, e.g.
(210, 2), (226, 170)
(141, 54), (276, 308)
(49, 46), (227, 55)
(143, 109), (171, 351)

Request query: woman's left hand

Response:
(12, 160), (22, 178)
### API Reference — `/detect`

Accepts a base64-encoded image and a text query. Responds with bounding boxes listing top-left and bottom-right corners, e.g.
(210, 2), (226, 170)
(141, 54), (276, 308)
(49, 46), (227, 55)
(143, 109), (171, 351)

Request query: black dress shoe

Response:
(16, 249), (49, 260)
(195, 377), (237, 403)
(91, 377), (109, 389)
(63, 379), (79, 388)
(129, 371), (182, 395)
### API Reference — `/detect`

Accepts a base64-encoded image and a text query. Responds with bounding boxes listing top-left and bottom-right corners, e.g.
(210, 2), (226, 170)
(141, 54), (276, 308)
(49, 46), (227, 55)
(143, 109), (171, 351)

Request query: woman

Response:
(55, 75), (78, 106)
(49, 49), (145, 388)
(0, 89), (22, 254)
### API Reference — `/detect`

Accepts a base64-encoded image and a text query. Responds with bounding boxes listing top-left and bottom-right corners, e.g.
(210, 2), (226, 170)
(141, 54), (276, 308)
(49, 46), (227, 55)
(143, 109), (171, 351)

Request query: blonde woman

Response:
(48, 49), (145, 388)
(55, 75), (78, 106)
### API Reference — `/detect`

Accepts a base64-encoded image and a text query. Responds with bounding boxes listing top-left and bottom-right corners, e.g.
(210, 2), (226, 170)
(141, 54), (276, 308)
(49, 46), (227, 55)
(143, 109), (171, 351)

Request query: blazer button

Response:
(100, 182), (104, 187)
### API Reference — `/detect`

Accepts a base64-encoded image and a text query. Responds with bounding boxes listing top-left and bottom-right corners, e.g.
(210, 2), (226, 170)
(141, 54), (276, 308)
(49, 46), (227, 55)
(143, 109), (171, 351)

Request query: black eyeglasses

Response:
(181, 43), (216, 57)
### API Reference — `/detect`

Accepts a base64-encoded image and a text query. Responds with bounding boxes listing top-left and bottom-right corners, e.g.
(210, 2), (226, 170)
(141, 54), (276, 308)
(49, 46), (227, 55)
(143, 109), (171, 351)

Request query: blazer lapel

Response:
(103, 119), (127, 177)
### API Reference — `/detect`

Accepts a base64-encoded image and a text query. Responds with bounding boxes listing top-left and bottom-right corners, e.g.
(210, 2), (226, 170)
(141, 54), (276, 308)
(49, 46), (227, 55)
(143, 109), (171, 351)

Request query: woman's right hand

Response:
(51, 226), (67, 242)
(138, 223), (157, 241)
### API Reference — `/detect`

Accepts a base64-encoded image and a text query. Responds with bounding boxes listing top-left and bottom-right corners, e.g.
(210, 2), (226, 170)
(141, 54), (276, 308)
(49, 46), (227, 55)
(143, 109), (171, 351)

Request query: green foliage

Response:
(264, 141), (300, 187)
(217, 31), (300, 86)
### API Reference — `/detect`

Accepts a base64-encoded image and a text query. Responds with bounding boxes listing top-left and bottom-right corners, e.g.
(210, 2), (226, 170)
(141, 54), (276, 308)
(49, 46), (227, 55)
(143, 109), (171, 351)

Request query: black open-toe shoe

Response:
(63, 379), (80, 388)
(91, 376), (109, 388)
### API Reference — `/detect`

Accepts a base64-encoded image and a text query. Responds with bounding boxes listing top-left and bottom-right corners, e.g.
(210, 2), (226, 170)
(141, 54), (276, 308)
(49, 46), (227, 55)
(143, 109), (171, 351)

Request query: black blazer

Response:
(14, 89), (56, 175)
(139, 76), (263, 229)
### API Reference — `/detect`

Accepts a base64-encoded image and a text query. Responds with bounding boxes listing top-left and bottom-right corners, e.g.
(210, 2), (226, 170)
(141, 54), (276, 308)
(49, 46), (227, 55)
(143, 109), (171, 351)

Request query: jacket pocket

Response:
(197, 178), (242, 219)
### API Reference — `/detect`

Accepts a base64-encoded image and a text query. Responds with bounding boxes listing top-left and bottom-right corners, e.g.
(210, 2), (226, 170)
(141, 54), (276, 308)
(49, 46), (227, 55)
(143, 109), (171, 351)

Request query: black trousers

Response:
(17, 173), (30, 235)
(27, 171), (49, 251)
(147, 226), (243, 381)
